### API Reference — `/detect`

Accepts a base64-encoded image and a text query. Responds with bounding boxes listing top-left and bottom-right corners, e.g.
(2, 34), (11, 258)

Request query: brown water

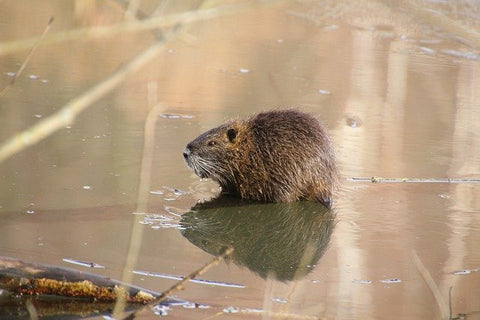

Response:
(1, 1), (480, 319)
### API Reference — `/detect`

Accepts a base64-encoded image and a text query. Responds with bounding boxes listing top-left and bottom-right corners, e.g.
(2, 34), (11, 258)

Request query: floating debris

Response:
(179, 301), (207, 308)
(182, 302), (197, 309)
(174, 188), (186, 196)
(164, 206), (184, 216)
(420, 46), (435, 54)
(149, 190), (164, 195)
(353, 279), (372, 284)
(152, 304), (171, 316)
(239, 68), (250, 73)
(141, 213), (174, 222)
(318, 89), (330, 95)
(453, 270), (471, 275)
(324, 24), (339, 31)
(223, 306), (240, 313)
(5, 71), (15, 77)
(160, 113), (194, 119)
(82, 185), (92, 190)
(440, 49), (480, 61)
(25, 203), (35, 214)
(140, 213), (182, 229)
(271, 297), (287, 303)
(346, 115), (362, 128)
(62, 258), (105, 269)
(160, 186), (188, 200)
(161, 114), (180, 119)
(133, 270), (245, 288)
(243, 308), (263, 314)
(451, 268), (479, 275)
(380, 278), (402, 284)
(28, 74), (39, 80)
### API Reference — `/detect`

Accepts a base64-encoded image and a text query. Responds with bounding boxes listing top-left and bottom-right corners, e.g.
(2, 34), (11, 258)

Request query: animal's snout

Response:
(183, 147), (191, 160)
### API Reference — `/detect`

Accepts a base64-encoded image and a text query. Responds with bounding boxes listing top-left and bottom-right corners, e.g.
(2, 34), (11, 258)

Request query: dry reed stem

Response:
(449, 287), (453, 320)
(116, 0), (282, 316)
(124, 0), (141, 20)
(0, 1), (283, 164)
(25, 299), (39, 320)
(0, 17), (54, 98)
(412, 251), (449, 320)
(112, 0), (241, 314)
(0, 1), (282, 56)
(112, 99), (165, 317)
(0, 31), (175, 164)
(121, 247), (234, 320)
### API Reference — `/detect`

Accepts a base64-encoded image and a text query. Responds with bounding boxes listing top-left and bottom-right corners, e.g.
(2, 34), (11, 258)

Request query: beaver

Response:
(183, 109), (337, 207)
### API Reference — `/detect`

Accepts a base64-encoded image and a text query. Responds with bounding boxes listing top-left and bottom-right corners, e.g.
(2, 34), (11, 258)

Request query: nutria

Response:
(183, 109), (337, 207)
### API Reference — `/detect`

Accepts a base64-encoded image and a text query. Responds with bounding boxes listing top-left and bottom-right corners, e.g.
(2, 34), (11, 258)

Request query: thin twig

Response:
(449, 286), (453, 320)
(0, 1), (284, 164)
(112, 100), (165, 317)
(0, 17), (54, 98)
(121, 247), (234, 320)
(152, 0), (172, 17)
(25, 299), (39, 320)
(0, 25), (181, 164)
(124, 0), (141, 20)
(0, 1), (284, 56)
(412, 251), (449, 320)
(348, 176), (480, 183)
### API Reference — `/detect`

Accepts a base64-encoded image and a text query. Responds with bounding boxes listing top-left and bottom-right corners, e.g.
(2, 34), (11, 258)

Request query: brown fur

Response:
(183, 109), (338, 207)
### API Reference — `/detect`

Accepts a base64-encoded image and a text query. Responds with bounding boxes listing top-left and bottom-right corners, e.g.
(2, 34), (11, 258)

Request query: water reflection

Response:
(180, 197), (335, 281)
(1, 0), (480, 318)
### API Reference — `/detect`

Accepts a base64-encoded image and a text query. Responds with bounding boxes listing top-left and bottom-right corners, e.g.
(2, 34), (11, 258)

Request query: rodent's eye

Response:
(227, 128), (237, 142)
(207, 140), (216, 146)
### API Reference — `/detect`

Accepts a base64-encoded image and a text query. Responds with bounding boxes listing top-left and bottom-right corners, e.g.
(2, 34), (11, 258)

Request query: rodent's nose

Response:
(183, 147), (191, 160)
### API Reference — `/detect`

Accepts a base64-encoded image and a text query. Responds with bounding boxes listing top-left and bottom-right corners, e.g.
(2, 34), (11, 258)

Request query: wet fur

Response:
(183, 109), (338, 207)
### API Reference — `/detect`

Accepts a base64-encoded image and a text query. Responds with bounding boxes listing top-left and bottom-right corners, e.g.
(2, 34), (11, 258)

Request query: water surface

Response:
(1, 1), (479, 319)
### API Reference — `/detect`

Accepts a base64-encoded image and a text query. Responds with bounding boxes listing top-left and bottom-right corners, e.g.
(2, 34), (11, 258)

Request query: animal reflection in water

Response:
(180, 197), (335, 281)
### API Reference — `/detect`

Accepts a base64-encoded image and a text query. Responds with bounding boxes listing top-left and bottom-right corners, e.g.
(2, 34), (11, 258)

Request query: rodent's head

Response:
(183, 120), (246, 192)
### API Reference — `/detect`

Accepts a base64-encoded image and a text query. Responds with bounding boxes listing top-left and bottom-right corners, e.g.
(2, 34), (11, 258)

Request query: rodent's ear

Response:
(227, 128), (237, 142)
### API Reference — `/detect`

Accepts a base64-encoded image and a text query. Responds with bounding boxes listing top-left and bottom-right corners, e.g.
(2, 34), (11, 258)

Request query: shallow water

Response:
(1, 1), (479, 319)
